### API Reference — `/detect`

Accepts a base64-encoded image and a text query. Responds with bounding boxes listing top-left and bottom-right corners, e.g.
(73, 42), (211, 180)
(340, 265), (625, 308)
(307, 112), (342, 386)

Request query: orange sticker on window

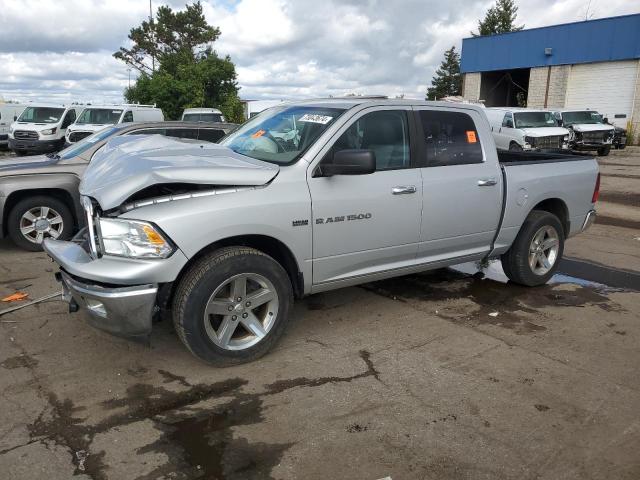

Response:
(466, 131), (477, 143)
(251, 129), (266, 139)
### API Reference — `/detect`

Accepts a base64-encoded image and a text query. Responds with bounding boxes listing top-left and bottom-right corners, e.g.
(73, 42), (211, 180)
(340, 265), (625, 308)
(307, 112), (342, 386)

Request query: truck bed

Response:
(498, 150), (594, 166)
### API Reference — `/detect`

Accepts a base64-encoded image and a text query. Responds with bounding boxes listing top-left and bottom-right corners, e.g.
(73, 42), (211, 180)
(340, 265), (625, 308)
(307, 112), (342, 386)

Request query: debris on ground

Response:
(2, 292), (29, 302)
(0, 291), (62, 317)
(488, 312), (499, 317)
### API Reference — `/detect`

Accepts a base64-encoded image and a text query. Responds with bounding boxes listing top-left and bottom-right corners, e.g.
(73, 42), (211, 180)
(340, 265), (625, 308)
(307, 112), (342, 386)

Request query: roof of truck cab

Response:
(274, 98), (488, 113)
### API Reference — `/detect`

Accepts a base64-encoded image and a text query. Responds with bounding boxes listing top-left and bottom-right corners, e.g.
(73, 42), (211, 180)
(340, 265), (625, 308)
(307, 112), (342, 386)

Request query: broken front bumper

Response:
(58, 270), (158, 338)
(43, 238), (188, 339)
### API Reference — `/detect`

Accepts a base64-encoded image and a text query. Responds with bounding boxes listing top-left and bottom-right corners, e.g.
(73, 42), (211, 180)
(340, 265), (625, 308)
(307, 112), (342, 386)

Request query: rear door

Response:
(414, 107), (503, 263)
(308, 107), (423, 285)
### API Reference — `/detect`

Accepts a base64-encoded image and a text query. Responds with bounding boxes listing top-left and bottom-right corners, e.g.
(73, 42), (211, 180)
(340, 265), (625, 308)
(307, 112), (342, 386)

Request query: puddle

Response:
(363, 260), (624, 334)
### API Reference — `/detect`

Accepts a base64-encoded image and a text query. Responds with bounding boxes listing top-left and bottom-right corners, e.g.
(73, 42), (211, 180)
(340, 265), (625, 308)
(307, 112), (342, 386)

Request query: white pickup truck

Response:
(44, 98), (600, 365)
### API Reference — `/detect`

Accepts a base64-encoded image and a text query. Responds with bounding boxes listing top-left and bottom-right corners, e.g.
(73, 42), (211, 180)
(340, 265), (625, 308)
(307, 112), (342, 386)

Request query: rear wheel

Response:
(8, 196), (74, 251)
(501, 210), (564, 286)
(597, 146), (610, 156)
(173, 246), (293, 366)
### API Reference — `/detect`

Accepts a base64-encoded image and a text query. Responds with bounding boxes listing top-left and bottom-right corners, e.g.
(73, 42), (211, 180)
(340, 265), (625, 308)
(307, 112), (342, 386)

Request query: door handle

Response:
(477, 178), (497, 187)
(392, 185), (417, 195)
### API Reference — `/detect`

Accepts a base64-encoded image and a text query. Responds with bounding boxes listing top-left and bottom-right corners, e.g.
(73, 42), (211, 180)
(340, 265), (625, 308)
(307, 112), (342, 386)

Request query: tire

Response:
(8, 196), (74, 251)
(597, 146), (610, 156)
(500, 210), (564, 287)
(173, 246), (294, 366)
(509, 142), (523, 152)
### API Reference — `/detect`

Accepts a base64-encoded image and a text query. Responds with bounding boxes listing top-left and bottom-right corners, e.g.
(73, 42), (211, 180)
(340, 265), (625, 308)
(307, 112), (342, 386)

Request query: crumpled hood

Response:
(80, 135), (279, 210)
(570, 124), (615, 133)
(520, 127), (569, 138)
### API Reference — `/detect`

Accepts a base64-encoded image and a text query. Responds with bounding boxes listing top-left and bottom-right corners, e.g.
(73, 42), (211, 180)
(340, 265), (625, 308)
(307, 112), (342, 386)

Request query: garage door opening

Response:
(480, 68), (530, 107)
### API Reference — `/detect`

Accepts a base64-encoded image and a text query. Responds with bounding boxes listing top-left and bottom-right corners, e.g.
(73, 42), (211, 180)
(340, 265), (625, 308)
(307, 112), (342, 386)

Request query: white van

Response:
(485, 108), (570, 151)
(8, 104), (83, 155)
(65, 104), (164, 144)
(0, 104), (26, 147)
(181, 107), (225, 122)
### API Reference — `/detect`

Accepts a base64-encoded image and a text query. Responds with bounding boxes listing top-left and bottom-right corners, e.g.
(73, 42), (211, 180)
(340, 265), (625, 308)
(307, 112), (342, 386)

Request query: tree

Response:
(114, 2), (244, 122)
(473, 0), (524, 36)
(426, 46), (462, 100)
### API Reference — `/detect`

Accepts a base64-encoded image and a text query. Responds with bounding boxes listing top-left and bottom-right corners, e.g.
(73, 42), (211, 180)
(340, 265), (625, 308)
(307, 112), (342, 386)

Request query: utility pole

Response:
(127, 67), (132, 89)
(150, 0), (155, 72)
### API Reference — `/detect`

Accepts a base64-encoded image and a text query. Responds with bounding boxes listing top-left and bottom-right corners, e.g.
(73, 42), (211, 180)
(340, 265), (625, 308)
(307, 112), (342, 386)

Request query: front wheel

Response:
(172, 246), (294, 366)
(509, 142), (523, 152)
(8, 196), (74, 251)
(501, 210), (564, 286)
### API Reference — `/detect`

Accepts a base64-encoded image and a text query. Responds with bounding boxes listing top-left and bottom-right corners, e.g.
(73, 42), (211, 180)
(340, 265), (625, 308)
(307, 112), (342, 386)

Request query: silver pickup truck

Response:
(43, 99), (600, 365)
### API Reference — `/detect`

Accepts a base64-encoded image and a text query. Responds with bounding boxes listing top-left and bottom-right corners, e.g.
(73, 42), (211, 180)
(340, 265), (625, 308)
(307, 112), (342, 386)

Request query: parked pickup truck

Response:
(43, 99), (600, 366)
(0, 121), (236, 251)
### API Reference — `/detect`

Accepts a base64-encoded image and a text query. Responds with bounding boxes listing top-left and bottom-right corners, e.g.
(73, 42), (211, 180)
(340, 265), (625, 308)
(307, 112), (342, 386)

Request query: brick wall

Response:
(526, 65), (570, 109)
(462, 73), (481, 102)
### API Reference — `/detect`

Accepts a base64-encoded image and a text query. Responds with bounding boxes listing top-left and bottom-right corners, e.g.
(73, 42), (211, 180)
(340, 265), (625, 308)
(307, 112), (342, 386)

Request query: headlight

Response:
(563, 135), (569, 141)
(98, 218), (174, 258)
(41, 127), (57, 135)
(9, 125), (15, 133)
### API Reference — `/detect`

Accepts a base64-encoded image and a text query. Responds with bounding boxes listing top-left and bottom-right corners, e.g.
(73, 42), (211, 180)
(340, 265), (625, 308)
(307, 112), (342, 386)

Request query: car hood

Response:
(520, 127), (569, 137)
(80, 135), (280, 210)
(569, 124), (615, 133)
(0, 154), (58, 174)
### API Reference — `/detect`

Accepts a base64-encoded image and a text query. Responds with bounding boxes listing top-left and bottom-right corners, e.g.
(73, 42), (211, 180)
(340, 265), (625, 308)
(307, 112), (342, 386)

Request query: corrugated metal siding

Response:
(461, 14), (640, 73)
(565, 60), (639, 128)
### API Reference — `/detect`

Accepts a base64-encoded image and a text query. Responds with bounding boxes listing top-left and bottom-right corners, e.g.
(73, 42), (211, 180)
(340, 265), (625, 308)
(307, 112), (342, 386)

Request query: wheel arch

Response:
(528, 198), (570, 238)
(3, 187), (80, 238)
(160, 234), (304, 312)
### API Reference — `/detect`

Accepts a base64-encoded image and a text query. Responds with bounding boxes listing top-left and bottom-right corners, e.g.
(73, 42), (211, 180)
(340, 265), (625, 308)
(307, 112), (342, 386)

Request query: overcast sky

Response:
(0, 0), (638, 105)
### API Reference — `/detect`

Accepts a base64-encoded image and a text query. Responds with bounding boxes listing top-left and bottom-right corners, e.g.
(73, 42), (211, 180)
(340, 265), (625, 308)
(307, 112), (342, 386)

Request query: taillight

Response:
(592, 172), (600, 203)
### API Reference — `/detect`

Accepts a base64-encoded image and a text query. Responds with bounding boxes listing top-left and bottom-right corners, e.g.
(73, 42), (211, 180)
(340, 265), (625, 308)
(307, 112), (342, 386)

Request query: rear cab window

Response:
(417, 109), (484, 167)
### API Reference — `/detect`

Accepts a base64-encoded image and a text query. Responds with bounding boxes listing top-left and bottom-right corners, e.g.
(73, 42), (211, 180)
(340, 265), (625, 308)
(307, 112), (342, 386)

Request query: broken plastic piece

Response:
(2, 292), (29, 302)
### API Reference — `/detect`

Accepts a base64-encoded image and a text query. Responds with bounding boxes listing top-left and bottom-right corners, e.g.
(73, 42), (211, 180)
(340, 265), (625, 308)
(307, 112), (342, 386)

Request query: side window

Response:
(122, 111), (134, 122)
(166, 128), (198, 140)
(62, 110), (76, 128)
(126, 128), (166, 136)
(329, 110), (411, 171)
(502, 113), (513, 128)
(198, 128), (226, 143)
(418, 110), (483, 167)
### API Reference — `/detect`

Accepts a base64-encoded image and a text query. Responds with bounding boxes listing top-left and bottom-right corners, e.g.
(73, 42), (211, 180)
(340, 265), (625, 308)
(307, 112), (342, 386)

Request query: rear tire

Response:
(172, 246), (294, 366)
(501, 210), (564, 286)
(597, 146), (610, 156)
(8, 196), (74, 251)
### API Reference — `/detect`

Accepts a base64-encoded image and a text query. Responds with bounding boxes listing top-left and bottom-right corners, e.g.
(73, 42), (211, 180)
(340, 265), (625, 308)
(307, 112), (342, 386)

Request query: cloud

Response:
(0, 0), (637, 104)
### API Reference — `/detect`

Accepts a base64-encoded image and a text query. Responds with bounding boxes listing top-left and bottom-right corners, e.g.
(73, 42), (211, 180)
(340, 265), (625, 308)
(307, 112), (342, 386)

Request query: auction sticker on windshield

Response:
(299, 114), (333, 125)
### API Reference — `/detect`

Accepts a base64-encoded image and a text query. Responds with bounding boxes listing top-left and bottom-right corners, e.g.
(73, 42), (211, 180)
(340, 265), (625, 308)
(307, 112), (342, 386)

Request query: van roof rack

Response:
(121, 103), (157, 108)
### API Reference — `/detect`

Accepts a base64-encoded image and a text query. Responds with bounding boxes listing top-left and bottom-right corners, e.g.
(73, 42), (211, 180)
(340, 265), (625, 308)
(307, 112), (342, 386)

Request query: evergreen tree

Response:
(114, 2), (244, 122)
(426, 46), (462, 100)
(473, 0), (524, 36)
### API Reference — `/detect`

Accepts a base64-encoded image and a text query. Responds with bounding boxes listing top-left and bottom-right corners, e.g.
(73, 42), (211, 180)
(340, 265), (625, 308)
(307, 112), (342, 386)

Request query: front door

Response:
(309, 107), (423, 285)
(415, 107), (503, 263)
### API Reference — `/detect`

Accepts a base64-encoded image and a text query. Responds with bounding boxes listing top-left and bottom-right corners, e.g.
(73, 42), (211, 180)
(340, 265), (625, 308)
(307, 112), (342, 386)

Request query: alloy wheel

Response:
(19, 206), (64, 244)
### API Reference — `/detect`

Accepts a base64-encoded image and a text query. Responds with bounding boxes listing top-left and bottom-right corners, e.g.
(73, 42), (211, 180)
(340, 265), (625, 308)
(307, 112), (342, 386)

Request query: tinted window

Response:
(331, 110), (410, 171)
(502, 113), (513, 128)
(183, 113), (223, 122)
(122, 111), (134, 122)
(419, 110), (483, 166)
(198, 128), (226, 143)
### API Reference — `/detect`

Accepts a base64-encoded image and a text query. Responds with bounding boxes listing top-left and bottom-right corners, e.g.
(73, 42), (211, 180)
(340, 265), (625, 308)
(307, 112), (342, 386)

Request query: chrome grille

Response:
(531, 135), (563, 149)
(69, 131), (92, 143)
(14, 130), (39, 140)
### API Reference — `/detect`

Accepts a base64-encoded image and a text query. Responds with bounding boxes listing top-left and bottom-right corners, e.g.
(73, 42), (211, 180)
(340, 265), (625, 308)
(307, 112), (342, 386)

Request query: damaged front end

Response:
(44, 135), (280, 341)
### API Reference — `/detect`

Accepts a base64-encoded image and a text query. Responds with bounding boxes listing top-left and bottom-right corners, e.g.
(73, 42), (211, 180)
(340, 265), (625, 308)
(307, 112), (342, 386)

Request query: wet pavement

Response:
(1, 226), (639, 480)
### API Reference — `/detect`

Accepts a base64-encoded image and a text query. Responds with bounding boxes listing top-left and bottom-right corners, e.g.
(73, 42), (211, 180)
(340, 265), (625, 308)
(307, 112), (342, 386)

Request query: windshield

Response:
(77, 108), (123, 125)
(183, 113), (223, 122)
(17, 107), (65, 124)
(220, 106), (345, 165)
(514, 112), (558, 128)
(562, 111), (603, 126)
(55, 126), (120, 160)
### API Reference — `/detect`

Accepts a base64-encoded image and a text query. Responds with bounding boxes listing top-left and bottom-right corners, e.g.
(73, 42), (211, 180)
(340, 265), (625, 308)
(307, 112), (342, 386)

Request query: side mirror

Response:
(603, 117), (609, 124)
(556, 119), (563, 126)
(13, 115), (17, 121)
(317, 149), (376, 177)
